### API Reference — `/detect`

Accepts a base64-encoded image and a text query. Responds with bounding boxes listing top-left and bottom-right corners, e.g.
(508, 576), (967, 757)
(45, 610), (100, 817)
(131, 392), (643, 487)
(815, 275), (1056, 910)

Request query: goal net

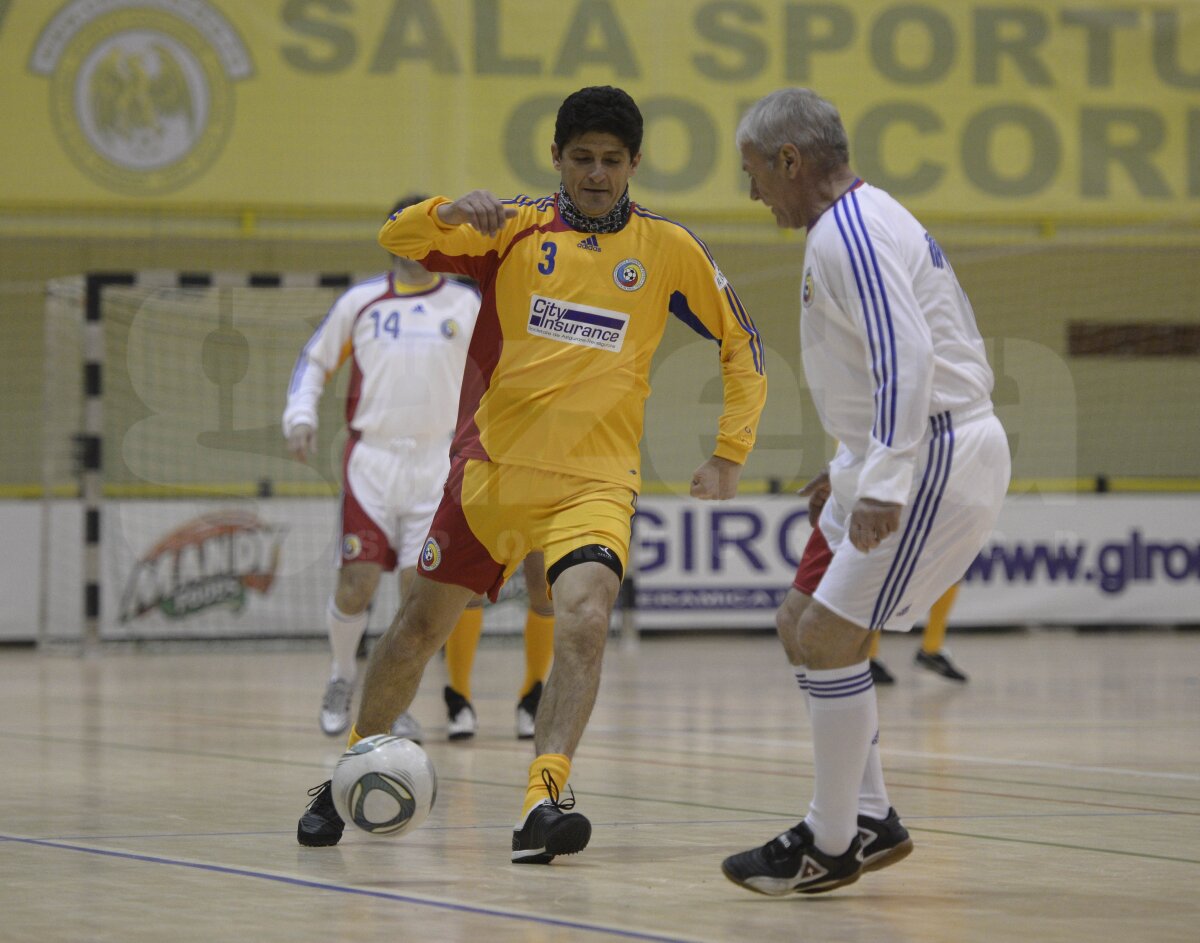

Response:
(40, 273), (530, 643)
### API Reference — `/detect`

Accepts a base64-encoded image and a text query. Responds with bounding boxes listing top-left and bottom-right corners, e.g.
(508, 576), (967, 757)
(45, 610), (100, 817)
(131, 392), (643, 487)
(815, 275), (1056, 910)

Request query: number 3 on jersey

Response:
(538, 241), (557, 275)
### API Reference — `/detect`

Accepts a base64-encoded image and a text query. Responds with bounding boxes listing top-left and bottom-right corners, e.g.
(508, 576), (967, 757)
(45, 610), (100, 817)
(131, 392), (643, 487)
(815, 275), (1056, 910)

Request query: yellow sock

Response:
(521, 610), (555, 697)
(868, 630), (881, 659)
(522, 753), (571, 815)
(923, 583), (960, 654)
(444, 607), (483, 700)
(346, 725), (363, 749)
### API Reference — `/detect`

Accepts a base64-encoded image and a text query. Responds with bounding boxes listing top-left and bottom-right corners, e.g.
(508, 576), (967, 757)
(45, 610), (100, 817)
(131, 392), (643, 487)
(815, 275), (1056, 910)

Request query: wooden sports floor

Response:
(1, 628), (1197, 943)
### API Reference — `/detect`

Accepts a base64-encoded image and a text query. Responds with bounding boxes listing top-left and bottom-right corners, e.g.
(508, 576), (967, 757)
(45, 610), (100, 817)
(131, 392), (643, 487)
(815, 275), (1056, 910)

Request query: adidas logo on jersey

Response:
(576, 235), (601, 252)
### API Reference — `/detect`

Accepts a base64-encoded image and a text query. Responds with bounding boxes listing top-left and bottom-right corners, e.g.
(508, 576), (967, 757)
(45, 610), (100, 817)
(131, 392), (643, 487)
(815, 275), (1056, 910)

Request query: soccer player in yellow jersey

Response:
(297, 86), (767, 863)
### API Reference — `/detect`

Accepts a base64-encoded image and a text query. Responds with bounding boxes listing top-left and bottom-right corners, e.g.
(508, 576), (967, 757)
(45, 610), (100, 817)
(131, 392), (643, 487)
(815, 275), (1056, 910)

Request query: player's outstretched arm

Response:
(690, 455), (743, 500)
(436, 190), (518, 236)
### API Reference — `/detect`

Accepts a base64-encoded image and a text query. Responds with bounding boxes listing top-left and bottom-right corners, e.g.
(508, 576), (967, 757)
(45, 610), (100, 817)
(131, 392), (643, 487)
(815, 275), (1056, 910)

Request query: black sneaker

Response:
(444, 686), (477, 740)
(915, 649), (968, 682)
(858, 807), (914, 872)
(515, 681), (542, 740)
(721, 821), (863, 895)
(870, 659), (896, 685)
(511, 771), (591, 864)
(297, 780), (344, 847)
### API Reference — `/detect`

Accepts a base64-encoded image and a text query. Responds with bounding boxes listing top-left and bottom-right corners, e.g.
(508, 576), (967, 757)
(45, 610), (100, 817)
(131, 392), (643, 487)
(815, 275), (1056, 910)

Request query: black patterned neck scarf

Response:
(556, 183), (632, 233)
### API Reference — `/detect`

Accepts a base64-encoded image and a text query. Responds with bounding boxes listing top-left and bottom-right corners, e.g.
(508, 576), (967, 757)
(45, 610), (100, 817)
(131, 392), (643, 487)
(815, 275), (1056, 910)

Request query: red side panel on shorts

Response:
(792, 523), (833, 596)
(418, 456), (506, 600)
(339, 437), (398, 571)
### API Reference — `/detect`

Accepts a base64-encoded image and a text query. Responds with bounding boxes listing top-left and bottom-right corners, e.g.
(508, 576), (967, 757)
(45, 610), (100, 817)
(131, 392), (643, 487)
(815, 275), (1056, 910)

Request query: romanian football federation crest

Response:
(613, 258), (647, 292)
(419, 537), (442, 571)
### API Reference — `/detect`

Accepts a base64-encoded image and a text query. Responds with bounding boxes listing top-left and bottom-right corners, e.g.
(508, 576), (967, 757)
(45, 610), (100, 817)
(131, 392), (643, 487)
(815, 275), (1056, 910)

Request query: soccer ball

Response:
(331, 734), (437, 837)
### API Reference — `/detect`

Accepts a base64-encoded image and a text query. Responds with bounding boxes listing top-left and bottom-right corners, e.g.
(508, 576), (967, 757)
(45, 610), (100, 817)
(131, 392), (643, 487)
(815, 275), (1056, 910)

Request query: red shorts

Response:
(792, 523), (833, 596)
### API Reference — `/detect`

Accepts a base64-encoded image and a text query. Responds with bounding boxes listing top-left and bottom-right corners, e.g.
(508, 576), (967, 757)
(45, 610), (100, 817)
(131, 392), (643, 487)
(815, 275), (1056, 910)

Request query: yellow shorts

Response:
(418, 457), (636, 599)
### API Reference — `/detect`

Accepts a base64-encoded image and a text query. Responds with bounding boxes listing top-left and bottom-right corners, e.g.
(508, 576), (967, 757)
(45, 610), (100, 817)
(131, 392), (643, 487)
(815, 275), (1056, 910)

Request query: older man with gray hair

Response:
(722, 88), (1010, 895)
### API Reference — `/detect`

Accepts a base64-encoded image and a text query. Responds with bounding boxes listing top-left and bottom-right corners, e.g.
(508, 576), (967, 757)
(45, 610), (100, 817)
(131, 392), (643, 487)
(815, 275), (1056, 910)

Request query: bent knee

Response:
(334, 582), (374, 614)
(797, 603), (872, 669)
(774, 590), (810, 665)
(555, 595), (610, 634)
(335, 562), (381, 613)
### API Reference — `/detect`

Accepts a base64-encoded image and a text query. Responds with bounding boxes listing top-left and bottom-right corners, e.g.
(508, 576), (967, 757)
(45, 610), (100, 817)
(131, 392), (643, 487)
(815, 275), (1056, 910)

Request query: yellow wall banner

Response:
(2, 0), (1198, 220)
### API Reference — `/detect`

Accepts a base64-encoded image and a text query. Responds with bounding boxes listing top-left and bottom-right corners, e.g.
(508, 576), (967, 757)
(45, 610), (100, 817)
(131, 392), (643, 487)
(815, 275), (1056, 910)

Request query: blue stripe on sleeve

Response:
(723, 284), (765, 375)
(634, 208), (764, 375)
(833, 195), (897, 447)
(833, 203), (887, 443)
(851, 192), (898, 445)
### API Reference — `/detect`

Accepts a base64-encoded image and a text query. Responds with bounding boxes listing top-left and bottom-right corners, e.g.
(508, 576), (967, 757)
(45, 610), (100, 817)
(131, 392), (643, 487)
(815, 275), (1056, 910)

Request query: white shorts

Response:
(815, 406), (1010, 632)
(340, 437), (450, 571)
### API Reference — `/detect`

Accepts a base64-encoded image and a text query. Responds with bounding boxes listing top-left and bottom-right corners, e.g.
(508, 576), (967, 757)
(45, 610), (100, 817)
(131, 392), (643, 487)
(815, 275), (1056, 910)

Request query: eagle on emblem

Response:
(89, 44), (193, 140)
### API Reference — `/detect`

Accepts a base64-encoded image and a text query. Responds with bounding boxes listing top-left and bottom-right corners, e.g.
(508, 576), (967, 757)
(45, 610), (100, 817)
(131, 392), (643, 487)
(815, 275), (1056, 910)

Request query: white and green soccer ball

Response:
(331, 734), (437, 837)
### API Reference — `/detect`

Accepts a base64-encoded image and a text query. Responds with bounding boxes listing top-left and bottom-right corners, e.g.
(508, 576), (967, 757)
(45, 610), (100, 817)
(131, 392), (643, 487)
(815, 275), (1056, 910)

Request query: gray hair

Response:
(736, 88), (849, 172)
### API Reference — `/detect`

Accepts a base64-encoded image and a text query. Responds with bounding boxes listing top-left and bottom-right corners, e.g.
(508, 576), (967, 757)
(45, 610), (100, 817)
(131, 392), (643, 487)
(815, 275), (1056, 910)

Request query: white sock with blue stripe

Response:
(803, 660), (877, 856)
(796, 665), (891, 819)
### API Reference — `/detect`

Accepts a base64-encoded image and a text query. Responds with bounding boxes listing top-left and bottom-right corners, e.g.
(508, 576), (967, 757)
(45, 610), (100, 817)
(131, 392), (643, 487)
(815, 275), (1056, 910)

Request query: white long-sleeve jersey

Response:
(283, 272), (480, 448)
(801, 181), (995, 506)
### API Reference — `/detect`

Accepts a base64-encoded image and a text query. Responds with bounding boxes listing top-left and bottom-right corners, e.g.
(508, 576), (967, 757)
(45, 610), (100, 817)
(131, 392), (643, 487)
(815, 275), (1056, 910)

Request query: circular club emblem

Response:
(613, 258), (647, 292)
(34, 2), (247, 195)
(419, 537), (442, 571)
(440, 318), (459, 338)
(802, 268), (815, 307)
(342, 534), (363, 561)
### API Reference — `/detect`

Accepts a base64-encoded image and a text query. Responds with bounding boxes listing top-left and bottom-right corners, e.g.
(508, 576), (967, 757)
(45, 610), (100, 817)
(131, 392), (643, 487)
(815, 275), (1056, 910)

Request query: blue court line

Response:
(0, 834), (701, 943)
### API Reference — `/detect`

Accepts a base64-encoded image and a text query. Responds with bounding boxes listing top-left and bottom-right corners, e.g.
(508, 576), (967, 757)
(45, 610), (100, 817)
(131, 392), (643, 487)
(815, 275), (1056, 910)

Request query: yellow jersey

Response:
(379, 195), (766, 492)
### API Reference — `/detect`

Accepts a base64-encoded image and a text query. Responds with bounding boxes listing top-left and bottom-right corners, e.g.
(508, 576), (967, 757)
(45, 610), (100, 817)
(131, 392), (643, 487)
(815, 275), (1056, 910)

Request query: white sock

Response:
(803, 661), (877, 856)
(858, 728), (891, 819)
(326, 599), (368, 682)
(796, 664), (890, 819)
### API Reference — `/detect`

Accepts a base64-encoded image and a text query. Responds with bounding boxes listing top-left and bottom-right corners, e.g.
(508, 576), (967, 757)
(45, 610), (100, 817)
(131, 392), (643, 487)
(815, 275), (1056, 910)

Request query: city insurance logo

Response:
(28, 0), (253, 194)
